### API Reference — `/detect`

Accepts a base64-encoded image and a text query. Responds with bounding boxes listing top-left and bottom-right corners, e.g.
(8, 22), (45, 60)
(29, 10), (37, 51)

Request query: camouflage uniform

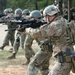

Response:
(26, 10), (53, 75)
(0, 13), (15, 50)
(8, 9), (33, 59)
(31, 17), (74, 75)
(24, 33), (35, 64)
(21, 9), (30, 49)
(22, 9), (35, 64)
(46, 16), (74, 75)
(27, 5), (75, 75)
(42, 5), (74, 75)
(20, 33), (26, 49)
(26, 27), (53, 75)
(8, 8), (26, 59)
(3, 20), (15, 46)
(8, 22), (26, 59)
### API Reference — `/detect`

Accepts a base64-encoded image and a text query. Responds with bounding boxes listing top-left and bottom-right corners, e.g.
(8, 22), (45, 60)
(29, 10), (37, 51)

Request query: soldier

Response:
(8, 8), (26, 59)
(26, 10), (53, 75)
(41, 5), (75, 75)
(20, 9), (30, 49)
(0, 8), (15, 50)
(22, 9), (35, 65)
(22, 9), (30, 19)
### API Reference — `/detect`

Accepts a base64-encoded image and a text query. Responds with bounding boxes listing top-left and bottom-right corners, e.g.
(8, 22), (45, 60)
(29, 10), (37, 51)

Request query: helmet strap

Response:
(48, 15), (57, 24)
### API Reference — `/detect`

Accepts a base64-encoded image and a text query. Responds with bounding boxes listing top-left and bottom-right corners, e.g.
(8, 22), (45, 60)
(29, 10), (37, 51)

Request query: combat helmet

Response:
(4, 8), (9, 13)
(30, 10), (42, 19)
(43, 5), (60, 16)
(4, 8), (13, 13)
(8, 8), (13, 13)
(22, 9), (30, 15)
(15, 8), (22, 15)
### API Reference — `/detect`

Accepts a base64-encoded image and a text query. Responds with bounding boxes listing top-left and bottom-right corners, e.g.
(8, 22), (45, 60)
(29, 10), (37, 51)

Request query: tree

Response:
(0, 0), (7, 12)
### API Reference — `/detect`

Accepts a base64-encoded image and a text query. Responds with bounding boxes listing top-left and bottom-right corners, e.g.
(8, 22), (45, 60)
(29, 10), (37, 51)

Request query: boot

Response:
(0, 45), (5, 50)
(8, 53), (16, 59)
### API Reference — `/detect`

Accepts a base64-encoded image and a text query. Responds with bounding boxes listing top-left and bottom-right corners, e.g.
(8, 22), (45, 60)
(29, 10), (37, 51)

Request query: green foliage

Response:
(7, 0), (53, 11)
(6, 0), (75, 12)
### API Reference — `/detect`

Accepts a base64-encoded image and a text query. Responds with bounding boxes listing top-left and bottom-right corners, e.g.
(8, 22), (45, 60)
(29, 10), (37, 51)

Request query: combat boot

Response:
(8, 53), (16, 59)
(0, 45), (5, 50)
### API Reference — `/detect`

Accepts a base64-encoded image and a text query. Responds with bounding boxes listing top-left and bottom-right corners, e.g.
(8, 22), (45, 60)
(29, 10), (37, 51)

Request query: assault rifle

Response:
(0, 13), (6, 18)
(5, 19), (47, 31)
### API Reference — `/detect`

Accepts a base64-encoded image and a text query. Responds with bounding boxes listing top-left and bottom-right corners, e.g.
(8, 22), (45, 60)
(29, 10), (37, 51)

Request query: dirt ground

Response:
(0, 25), (75, 75)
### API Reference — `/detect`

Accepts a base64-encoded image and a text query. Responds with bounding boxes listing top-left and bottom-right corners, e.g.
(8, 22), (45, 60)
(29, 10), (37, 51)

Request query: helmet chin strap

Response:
(48, 16), (57, 24)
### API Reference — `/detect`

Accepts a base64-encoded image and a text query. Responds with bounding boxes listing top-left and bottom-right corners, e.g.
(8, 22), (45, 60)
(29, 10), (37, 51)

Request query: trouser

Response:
(48, 46), (74, 75)
(3, 31), (15, 47)
(48, 61), (72, 75)
(24, 35), (35, 61)
(27, 39), (53, 75)
(12, 32), (26, 54)
(20, 33), (26, 49)
(27, 50), (52, 75)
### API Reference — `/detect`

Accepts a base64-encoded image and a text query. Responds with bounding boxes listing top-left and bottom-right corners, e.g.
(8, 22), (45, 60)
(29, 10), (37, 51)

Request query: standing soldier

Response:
(22, 9), (30, 19)
(22, 9), (35, 65)
(8, 8), (26, 59)
(26, 10), (53, 75)
(0, 8), (15, 50)
(21, 9), (31, 49)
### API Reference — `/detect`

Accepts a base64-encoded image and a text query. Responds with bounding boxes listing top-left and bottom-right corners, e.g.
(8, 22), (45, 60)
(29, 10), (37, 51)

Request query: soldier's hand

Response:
(17, 27), (25, 32)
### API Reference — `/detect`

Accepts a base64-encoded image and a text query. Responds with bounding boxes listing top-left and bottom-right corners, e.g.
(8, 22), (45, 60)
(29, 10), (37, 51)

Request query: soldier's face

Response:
(45, 15), (55, 23)
(22, 14), (26, 17)
(15, 14), (21, 17)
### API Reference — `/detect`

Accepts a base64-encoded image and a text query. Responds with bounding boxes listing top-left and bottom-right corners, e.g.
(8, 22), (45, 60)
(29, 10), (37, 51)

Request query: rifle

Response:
(0, 13), (6, 18)
(5, 19), (47, 31)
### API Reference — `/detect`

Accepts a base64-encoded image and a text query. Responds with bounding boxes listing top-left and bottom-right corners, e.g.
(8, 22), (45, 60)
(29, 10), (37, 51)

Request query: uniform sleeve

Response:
(40, 22), (63, 37)
(45, 21), (65, 37)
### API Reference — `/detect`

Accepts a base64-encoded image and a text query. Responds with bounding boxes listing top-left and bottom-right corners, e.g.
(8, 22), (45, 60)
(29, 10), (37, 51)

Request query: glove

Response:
(17, 27), (25, 32)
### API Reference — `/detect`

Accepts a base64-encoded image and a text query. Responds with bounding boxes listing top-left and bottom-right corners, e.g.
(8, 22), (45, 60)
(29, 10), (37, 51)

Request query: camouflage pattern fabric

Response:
(27, 40), (52, 75)
(1, 14), (16, 48)
(27, 16), (75, 75)
(48, 62), (72, 75)
(24, 34), (35, 61)
(26, 27), (53, 75)
(39, 16), (74, 75)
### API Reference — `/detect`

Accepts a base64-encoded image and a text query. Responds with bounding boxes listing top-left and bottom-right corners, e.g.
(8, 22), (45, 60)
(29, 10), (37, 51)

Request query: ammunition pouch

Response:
(57, 50), (75, 73)
(57, 54), (73, 63)
(57, 48), (72, 63)
(40, 39), (53, 52)
(57, 52), (64, 63)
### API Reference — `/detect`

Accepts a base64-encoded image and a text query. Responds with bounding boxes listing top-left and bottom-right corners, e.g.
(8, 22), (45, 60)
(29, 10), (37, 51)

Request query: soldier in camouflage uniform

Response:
(22, 9), (35, 65)
(19, 9), (31, 49)
(8, 8), (26, 59)
(41, 5), (75, 75)
(22, 9), (30, 19)
(26, 10), (53, 75)
(0, 8), (15, 50)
